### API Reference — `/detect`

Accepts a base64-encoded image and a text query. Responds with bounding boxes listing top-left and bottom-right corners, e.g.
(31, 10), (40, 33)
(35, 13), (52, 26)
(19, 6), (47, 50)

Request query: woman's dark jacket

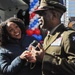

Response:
(0, 35), (42, 75)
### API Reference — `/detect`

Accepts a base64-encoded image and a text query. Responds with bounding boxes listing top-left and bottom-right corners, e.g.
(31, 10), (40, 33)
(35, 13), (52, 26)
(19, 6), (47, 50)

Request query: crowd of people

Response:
(0, 0), (75, 75)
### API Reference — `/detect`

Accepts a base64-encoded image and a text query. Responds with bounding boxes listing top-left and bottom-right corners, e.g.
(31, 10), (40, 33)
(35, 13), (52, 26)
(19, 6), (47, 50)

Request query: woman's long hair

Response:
(0, 23), (2, 46)
(2, 17), (26, 45)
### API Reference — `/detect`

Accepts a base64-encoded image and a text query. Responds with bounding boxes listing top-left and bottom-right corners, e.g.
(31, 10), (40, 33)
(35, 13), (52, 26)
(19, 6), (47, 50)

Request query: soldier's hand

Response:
(36, 43), (45, 60)
(28, 43), (45, 61)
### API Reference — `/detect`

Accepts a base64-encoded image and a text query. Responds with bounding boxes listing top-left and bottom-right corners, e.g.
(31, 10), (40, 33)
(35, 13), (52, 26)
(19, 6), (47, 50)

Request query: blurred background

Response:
(0, 0), (75, 27)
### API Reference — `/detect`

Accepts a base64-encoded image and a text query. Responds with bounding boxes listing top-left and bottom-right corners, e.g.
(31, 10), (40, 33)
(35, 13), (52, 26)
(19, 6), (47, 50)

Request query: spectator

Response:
(0, 17), (42, 75)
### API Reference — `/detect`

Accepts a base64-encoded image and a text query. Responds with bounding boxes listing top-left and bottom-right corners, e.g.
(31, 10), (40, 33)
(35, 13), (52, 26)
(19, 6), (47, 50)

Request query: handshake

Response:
(20, 40), (44, 63)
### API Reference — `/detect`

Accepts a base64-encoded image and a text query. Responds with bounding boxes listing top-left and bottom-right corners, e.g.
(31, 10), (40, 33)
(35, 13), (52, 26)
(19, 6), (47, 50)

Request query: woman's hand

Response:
(20, 42), (45, 63)
(20, 51), (29, 60)
(25, 50), (36, 63)
(20, 50), (36, 63)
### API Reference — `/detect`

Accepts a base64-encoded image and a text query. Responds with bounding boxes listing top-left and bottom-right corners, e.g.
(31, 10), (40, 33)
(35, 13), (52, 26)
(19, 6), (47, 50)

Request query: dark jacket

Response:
(42, 24), (75, 75)
(0, 35), (42, 75)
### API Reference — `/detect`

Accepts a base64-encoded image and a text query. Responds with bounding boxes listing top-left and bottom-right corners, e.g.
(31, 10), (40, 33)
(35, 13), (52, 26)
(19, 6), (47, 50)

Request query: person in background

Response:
(68, 17), (75, 30)
(0, 17), (42, 75)
(0, 24), (2, 46)
(26, 0), (75, 75)
(17, 9), (29, 29)
(68, 21), (75, 30)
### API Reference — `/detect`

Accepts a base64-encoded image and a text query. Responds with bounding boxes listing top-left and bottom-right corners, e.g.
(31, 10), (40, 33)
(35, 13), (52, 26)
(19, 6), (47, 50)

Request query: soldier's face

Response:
(37, 9), (54, 31)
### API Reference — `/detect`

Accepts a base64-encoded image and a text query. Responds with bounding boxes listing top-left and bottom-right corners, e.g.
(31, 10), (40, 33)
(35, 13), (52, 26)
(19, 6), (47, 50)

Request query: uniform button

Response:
(52, 52), (55, 55)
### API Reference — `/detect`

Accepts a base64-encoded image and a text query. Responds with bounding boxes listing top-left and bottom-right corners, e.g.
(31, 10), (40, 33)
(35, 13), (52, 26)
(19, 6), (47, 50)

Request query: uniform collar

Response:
(50, 23), (61, 35)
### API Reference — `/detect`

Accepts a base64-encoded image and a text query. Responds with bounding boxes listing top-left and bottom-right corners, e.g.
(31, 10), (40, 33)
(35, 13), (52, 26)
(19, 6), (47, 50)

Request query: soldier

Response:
(26, 0), (75, 75)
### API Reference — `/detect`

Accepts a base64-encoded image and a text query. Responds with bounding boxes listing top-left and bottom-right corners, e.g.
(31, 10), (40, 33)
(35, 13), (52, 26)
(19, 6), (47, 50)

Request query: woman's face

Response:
(6, 22), (22, 39)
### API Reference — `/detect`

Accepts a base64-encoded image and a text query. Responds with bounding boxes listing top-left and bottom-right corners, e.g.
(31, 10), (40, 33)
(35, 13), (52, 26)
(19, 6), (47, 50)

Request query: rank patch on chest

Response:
(51, 37), (62, 46)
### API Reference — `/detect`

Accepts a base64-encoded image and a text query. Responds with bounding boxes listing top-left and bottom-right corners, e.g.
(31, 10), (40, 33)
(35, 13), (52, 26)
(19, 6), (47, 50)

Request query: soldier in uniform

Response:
(26, 0), (75, 75)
